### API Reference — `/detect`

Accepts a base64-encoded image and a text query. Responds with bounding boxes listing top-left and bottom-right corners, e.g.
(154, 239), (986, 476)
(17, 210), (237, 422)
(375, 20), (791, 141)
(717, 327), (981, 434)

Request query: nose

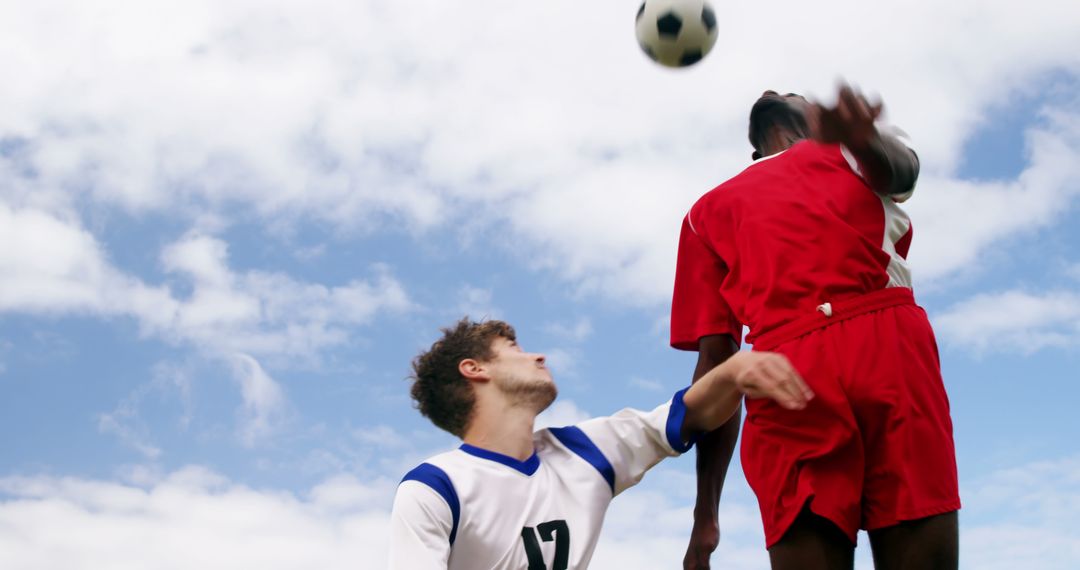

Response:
(762, 90), (778, 97)
(534, 353), (546, 366)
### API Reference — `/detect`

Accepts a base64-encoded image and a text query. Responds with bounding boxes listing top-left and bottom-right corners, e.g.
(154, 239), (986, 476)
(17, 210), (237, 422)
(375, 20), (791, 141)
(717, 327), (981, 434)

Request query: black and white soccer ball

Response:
(635, 0), (718, 68)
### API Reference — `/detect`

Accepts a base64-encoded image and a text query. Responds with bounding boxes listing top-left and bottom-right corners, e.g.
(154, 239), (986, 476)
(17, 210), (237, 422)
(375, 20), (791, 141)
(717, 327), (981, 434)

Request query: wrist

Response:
(847, 128), (882, 155)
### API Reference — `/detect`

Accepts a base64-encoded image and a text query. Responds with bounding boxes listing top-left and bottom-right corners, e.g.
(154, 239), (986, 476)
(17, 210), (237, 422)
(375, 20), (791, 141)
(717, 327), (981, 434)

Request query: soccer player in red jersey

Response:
(671, 85), (960, 570)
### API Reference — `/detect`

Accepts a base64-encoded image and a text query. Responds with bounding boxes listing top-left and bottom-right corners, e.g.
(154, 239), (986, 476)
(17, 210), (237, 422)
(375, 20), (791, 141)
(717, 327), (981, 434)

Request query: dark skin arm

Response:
(814, 84), (920, 197)
(683, 334), (741, 570)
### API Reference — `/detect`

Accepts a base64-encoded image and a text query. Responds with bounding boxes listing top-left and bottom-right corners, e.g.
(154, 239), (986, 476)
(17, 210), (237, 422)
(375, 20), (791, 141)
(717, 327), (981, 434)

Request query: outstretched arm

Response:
(682, 342), (812, 438)
(679, 337), (813, 569)
(814, 84), (920, 198)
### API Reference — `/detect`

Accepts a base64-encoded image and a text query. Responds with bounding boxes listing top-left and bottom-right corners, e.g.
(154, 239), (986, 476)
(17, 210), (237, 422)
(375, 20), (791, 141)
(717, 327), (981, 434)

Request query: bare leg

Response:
(868, 511), (958, 570)
(768, 508), (854, 570)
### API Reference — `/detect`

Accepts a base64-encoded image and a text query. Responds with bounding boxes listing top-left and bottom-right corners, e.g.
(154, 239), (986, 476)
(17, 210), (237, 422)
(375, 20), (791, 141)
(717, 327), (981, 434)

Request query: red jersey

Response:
(670, 140), (915, 349)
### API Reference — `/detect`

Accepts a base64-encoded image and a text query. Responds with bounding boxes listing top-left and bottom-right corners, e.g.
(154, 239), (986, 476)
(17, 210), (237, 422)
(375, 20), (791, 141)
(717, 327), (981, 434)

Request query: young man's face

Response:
(484, 336), (557, 411)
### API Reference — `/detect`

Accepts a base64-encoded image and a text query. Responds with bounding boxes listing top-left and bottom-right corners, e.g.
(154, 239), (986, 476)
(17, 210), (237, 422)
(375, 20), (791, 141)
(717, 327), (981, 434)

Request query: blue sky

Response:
(1, 1), (1079, 568)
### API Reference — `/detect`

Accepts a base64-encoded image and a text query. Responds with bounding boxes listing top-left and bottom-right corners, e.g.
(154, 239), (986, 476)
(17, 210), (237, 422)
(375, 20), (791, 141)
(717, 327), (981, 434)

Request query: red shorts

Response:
(741, 288), (961, 547)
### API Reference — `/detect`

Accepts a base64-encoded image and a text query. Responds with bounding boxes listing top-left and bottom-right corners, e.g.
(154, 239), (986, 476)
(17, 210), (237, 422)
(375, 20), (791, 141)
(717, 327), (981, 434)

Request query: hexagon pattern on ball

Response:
(635, 0), (719, 69)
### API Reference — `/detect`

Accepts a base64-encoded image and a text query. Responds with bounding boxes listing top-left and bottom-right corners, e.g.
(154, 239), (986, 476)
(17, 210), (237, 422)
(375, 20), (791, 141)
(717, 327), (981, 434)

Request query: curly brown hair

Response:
(409, 318), (516, 438)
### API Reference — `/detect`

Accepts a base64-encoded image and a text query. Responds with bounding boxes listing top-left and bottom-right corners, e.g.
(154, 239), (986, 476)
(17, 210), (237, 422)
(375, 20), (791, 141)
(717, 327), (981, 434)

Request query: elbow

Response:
(887, 149), (920, 197)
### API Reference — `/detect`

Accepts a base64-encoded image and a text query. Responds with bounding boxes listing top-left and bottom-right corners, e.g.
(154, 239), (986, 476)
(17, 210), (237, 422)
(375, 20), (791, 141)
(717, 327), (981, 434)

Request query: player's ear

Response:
(459, 358), (490, 383)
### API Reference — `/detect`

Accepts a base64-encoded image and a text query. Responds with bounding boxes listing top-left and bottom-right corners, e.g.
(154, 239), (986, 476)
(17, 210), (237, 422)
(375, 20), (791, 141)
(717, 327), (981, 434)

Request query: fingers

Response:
(837, 85), (874, 125)
(763, 356), (812, 407)
(816, 83), (883, 149)
(869, 100), (884, 120)
(734, 353), (814, 410)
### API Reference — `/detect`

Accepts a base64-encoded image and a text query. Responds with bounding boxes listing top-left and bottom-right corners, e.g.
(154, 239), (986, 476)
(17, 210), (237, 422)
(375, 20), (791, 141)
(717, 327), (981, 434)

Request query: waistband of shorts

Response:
(749, 287), (916, 351)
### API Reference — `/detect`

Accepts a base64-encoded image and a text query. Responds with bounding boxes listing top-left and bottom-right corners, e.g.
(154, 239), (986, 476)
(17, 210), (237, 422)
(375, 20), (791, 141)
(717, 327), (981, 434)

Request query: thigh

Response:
(835, 305), (960, 529)
(768, 508), (855, 570)
(868, 511), (958, 570)
(743, 332), (864, 547)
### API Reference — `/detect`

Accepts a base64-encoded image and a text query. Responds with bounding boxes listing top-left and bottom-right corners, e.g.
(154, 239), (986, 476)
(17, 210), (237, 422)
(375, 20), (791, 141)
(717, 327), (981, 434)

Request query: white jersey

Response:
(388, 388), (695, 570)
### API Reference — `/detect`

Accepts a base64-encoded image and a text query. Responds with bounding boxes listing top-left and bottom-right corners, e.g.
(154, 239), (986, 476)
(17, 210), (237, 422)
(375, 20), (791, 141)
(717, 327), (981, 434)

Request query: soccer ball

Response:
(635, 0), (718, 68)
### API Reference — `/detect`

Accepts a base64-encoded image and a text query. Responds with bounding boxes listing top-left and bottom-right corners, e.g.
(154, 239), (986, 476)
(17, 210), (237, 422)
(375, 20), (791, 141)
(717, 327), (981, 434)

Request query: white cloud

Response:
(545, 317), (593, 343)
(153, 361), (195, 430)
(0, 467), (394, 570)
(351, 425), (408, 449)
(594, 484), (772, 569)
(299, 426), (458, 483)
(541, 347), (580, 378)
(907, 109), (1080, 286)
(960, 455), (1080, 570)
(229, 354), (288, 447)
(97, 392), (164, 460)
(1, 1), (1077, 306)
(159, 232), (413, 360)
(455, 285), (499, 320)
(1, 206), (412, 451)
(934, 290), (1080, 353)
(0, 207), (412, 361)
(94, 361), (212, 458)
(0, 203), (175, 319)
(630, 376), (665, 392)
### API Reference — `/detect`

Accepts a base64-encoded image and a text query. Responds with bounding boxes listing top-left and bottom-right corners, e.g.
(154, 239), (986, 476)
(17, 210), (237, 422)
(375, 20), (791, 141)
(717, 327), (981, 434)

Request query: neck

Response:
(462, 399), (538, 461)
(762, 130), (804, 157)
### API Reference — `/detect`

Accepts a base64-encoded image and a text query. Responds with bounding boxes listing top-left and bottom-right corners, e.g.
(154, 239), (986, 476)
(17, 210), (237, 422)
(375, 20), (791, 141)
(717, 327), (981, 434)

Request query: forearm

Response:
(848, 131), (920, 197)
(682, 335), (740, 522)
(815, 84), (920, 197)
(682, 365), (742, 435)
(691, 405), (740, 521)
(677, 336), (810, 566)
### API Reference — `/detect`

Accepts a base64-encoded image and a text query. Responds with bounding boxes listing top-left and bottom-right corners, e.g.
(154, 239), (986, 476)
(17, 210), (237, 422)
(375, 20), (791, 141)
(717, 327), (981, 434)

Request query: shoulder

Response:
(687, 179), (742, 231)
(396, 455), (463, 540)
(535, 426), (617, 494)
(398, 450), (464, 508)
(400, 458), (459, 504)
(694, 156), (780, 209)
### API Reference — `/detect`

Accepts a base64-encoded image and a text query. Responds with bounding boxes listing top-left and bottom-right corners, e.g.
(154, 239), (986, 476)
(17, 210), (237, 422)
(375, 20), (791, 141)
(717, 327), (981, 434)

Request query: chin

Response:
(529, 383), (558, 413)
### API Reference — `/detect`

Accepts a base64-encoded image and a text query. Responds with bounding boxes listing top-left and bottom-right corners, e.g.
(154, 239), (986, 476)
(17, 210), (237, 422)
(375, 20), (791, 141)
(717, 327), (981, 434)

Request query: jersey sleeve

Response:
(388, 477), (455, 569)
(670, 214), (742, 351)
(574, 387), (698, 496)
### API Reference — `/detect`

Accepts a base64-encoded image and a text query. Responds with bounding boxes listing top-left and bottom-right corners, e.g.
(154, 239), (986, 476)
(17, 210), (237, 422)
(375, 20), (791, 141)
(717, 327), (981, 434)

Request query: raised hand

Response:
(814, 83), (883, 151)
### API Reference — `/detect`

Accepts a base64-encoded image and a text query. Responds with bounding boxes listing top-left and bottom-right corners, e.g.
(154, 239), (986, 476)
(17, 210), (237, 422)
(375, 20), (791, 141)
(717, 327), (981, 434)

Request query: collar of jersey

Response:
(459, 444), (541, 476)
(753, 146), (790, 163)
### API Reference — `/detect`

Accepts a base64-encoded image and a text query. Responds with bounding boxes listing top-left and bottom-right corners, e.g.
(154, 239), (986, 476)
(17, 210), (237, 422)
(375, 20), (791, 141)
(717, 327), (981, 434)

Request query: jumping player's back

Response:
(681, 140), (915, 344)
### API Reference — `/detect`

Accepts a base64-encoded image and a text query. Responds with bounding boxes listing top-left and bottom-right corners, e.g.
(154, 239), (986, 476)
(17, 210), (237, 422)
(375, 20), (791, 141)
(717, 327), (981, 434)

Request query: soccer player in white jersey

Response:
(389, 318), (814, 569)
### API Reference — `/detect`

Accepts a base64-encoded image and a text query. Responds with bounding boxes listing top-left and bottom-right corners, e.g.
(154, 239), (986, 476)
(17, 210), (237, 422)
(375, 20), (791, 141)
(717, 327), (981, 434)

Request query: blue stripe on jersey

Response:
(549, 426), (616, 494)
(666, 386), (698, 453)
(401, 463), (460, 545)
(459, 444), (541, 476)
